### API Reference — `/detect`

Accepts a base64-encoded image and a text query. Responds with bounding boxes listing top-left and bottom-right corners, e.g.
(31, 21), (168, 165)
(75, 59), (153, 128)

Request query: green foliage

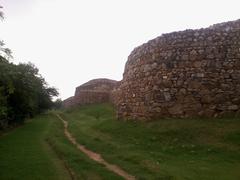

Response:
(52, 98), (63, 109)
(0, 57), (58, 129)
(0, 6), (3, 20)
(0, 6), (12, 60)
(0, 5), (57, 128)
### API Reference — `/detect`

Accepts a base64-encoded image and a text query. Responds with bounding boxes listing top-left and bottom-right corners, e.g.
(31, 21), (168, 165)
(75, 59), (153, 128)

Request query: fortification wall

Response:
(74, 90), (110, 105)
(63, 96), (75, 108)
(114, 19), (240, 120)
(63, 78), (118, 108)
(75, 79), (117, 93)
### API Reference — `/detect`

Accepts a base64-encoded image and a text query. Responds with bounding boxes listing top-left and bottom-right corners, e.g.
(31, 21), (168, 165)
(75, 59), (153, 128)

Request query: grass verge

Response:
(45, 113), (123, 180)
(0, 115), (70, 180)
(0, 113), (123, 180)
(63, 103), (240, 180)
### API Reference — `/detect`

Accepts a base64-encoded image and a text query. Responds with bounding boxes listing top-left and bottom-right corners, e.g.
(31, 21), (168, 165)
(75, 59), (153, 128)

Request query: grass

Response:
(45, 113), (123, 180)
(1, 104), (240, 179)
(0, 115), (70, 180)
(62, 103), (240, 180)
(0, 113), (122, 180)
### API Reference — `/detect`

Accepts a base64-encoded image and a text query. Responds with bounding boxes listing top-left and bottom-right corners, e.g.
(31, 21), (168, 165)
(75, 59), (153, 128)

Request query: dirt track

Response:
(56, 114), (135, 180)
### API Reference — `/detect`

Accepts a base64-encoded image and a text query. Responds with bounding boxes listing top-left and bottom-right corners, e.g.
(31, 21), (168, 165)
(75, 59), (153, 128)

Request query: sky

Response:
(0, 0), (240, 99)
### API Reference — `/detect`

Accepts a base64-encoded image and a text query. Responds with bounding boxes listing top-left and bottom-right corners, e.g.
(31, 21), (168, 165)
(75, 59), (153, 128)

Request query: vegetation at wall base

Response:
(0, 104), (240, 179)
(63, 103), (240, 180)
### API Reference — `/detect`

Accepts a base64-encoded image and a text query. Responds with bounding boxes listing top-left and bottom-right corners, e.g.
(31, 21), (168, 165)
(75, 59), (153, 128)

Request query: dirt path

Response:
(56, 114), (135, 180)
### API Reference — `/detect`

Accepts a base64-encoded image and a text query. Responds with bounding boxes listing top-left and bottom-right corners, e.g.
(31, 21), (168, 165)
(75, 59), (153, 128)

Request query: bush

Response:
(0, 56), (58, 129)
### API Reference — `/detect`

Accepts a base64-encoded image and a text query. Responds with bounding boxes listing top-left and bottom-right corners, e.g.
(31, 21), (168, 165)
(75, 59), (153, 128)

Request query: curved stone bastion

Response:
(114, 19), (240, 120)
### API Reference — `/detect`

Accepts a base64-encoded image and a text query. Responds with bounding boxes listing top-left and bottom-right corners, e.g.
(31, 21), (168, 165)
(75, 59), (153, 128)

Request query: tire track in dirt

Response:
(56, 114), (135, 180)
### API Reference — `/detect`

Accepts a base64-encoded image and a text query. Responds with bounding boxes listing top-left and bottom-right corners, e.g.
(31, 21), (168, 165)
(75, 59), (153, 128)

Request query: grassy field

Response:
(1, 104), (240, 180)
(45, 114), (123, 180)
(0, 114), (122, 180)
(62, 104), (240, 180)
(0, 115), (70, 180)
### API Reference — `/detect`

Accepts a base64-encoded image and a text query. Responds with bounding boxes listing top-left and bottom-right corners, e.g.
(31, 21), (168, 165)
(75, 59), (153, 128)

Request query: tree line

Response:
(0, 6), (60, 129)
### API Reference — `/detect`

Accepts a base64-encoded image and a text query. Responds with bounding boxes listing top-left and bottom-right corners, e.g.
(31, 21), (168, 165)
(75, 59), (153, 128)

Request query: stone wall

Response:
(75, 79), (117, 95)
(63, 96), (75, 107)
(114, 19), (240, 120)
(63, 78), (118, 108)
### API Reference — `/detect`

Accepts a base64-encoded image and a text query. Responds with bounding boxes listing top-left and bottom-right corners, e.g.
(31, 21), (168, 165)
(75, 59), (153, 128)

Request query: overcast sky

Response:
(0, 0), (240, 99)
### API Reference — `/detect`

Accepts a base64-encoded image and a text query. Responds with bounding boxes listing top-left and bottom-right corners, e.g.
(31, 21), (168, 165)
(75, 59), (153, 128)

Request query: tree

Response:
(0, 6), (12, 60)
(0, 59), (59, 128)
(0, 6), (3, 20)
(53, 99), (63, 109)
(0, 5), (58, 129)
(0, 40), (13, 60)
